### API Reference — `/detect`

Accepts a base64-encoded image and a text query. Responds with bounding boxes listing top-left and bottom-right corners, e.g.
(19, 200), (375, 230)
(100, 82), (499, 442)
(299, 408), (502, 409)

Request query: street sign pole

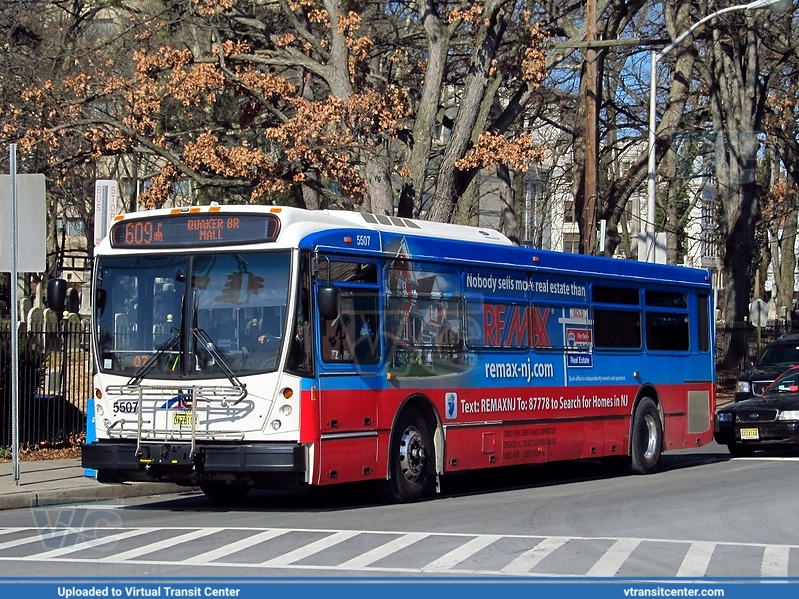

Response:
(749, 298), (769, 360)
(9, 144), (19, 486)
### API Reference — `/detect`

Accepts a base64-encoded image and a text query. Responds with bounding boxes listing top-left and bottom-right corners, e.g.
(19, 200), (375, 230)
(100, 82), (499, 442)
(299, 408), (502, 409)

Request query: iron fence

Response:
(715, 321), (798, 387)
(0, 325), (92, 448)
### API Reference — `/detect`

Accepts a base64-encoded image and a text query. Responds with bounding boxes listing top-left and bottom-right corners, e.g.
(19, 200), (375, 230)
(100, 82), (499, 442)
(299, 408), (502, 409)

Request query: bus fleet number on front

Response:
(113, 401), (137, 415)
(356, 235), (370, 247)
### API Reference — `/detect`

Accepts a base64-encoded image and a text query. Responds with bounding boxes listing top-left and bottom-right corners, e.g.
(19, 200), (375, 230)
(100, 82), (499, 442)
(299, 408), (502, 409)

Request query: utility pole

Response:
(583, 0), (598, 255)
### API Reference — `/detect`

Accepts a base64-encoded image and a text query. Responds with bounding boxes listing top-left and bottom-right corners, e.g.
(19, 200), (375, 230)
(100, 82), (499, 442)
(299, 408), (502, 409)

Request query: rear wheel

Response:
(727, 443), (755, 458)
(626, 397), (663, 474)
(200, 482), (250, 504)
(376, 408), (432, 503)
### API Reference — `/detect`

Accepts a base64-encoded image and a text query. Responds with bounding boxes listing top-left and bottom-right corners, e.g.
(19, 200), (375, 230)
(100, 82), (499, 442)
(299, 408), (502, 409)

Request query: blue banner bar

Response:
(2, 580), (799, 599)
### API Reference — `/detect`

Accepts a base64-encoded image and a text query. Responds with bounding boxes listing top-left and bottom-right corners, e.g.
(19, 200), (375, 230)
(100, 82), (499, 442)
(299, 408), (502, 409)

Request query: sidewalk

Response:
(0, 459), (195, 510)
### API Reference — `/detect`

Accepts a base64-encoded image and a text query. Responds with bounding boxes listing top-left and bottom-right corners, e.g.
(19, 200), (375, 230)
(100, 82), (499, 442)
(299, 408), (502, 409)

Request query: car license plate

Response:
(173, 412), (195, 427)
(740, 428), (759, 440)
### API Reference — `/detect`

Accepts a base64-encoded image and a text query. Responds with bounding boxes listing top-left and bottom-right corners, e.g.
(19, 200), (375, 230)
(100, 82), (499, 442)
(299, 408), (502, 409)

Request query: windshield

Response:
(95, 251), (291, 378)
(766, 368), (799, 395)
(756, 343), (799, 366)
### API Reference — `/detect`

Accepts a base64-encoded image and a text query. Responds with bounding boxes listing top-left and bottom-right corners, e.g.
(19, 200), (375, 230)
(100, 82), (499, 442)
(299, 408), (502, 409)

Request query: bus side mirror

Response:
(318, 286), (339, 321)
(47, 278), (67, 313)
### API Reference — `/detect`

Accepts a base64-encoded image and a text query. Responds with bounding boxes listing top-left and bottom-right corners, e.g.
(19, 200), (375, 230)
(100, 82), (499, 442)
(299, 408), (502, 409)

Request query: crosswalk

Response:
(0, 525), (795, 577)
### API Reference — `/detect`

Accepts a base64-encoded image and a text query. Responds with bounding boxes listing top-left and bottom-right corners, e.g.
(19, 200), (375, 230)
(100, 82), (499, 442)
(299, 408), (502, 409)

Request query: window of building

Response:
(563, 233), (580, 253)
(564, 200), (575, 223)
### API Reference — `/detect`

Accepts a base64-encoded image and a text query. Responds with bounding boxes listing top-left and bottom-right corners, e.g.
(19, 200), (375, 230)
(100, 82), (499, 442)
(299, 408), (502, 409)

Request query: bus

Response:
(80, 205), (715, 503)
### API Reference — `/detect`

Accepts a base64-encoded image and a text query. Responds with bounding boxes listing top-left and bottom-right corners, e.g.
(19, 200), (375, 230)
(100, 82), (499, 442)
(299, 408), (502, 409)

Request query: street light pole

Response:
(644, 0), (785, 263)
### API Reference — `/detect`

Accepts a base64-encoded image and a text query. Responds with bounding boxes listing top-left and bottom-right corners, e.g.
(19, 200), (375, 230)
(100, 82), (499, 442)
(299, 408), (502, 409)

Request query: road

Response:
(0, 442), (796, 579)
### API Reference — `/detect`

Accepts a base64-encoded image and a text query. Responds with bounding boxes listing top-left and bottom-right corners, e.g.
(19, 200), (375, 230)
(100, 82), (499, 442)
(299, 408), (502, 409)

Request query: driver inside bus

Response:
(242, 318), (274, 348)
(240, 317), (280, 370)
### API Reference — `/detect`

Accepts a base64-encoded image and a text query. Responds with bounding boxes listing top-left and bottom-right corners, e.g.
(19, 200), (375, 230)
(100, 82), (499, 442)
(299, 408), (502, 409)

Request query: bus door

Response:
(314, 256), (383, 484)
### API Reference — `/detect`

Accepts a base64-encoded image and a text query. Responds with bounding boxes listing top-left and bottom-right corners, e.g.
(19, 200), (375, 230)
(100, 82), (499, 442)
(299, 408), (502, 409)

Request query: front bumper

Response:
(714, 421), (799, 447)
(82, 441), (307, 486)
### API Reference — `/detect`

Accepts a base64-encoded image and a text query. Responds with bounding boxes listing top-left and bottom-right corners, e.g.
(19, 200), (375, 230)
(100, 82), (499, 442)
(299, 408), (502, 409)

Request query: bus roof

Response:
(101, 205), (711, 288)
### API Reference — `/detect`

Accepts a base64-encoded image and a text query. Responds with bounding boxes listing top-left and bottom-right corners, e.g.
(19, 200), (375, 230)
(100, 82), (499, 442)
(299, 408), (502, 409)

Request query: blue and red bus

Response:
(81, 205), (715, 503)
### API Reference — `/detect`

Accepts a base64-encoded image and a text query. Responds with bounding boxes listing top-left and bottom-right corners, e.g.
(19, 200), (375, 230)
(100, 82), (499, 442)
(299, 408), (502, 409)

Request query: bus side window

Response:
(320, 290), (380, 365)
(353, 312), (378, 363)
(322, 311), (353, 362)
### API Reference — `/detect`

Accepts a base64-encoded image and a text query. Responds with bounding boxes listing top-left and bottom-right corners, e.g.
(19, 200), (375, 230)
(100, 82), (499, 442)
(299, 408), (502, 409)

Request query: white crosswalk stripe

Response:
(0, 526), (795, 578)
(258, 530), (360, 567)
(422, 534), (502, 572)
(761, 544), (791, 577)
(676, 541), (716, 577)
(585, 538), (641, 576)
(0, 528), (71, 550)
(24, 527), (153, 559)
(337, 532), (430, 570)
(99, 528), (219, 562)
(501, 536), (569, 574)
(180, 529), (291, 565)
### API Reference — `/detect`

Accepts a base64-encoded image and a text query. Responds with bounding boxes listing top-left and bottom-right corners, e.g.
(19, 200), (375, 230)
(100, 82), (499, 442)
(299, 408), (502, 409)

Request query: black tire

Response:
(200, 482), (250, 504)
(727, 443), (755, 458)
(626, 397), (663, 475)
(376, 408), (433, 503)
(96, 470), (121, 484)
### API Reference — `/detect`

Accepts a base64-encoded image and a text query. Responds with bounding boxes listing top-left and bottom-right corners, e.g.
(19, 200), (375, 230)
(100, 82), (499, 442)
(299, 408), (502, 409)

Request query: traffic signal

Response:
(217, 273), (243, 304)
(246, 273), (264, 296)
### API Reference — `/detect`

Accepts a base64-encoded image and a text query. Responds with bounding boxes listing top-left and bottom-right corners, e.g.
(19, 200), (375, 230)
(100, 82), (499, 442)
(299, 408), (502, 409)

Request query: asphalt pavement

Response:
(0, 393), (733, 511)
(0, 458), (196, 510)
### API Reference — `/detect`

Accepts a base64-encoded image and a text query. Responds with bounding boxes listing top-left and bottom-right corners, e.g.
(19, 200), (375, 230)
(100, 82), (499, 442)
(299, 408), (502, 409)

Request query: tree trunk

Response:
(397, 0), (449, 219)
(705, 22), (765, 368)
(497, 164), (519, 243)
(425, 2), (509, 223)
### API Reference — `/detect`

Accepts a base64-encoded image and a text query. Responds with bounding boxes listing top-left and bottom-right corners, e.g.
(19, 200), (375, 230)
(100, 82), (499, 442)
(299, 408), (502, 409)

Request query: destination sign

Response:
(110, 214), (279, 248)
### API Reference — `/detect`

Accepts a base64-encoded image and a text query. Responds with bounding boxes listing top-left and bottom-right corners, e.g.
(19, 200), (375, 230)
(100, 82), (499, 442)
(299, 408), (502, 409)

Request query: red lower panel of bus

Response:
(301, 382), (714, 479)
(443, 418), (629, 472)
(314, 432), (390, 485)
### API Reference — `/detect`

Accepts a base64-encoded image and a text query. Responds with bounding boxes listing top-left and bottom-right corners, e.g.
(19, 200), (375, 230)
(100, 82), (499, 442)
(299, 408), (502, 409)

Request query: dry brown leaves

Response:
(455, 131), (546, 171)
(0, 433), (85, 463)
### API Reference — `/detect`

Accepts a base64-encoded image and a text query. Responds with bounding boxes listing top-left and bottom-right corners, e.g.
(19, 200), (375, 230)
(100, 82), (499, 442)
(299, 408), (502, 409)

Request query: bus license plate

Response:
(173, 413), (195, 427)
(740, 428), (759, 440)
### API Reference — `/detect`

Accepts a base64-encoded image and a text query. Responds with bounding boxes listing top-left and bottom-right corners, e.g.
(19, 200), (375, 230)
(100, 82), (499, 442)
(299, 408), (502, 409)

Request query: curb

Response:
(0, 483), (198, 510)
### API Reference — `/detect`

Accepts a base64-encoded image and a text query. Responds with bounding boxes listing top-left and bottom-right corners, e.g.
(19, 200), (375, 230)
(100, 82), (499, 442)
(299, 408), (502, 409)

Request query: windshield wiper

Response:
(127, 332), (181, 386)
(193, 327), (248, 403)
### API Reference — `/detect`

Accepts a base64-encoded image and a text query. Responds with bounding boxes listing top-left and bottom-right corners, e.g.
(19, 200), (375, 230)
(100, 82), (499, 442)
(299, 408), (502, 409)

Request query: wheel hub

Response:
(641, 414), (658, 459)
(398, 425), (426, 482)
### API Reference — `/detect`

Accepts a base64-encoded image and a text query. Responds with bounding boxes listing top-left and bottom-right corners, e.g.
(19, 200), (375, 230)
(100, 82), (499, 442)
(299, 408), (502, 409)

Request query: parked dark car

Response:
(716, 365), (799, 456)
(734, 333), (799, 402)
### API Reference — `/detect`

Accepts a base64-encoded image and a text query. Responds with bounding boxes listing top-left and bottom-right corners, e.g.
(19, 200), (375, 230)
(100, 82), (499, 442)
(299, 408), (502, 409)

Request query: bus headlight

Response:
(96, 404), (104, 416)
(279, 405), (292, 417)
(103, 419), (112, 429)
(270, 420), (282, 431)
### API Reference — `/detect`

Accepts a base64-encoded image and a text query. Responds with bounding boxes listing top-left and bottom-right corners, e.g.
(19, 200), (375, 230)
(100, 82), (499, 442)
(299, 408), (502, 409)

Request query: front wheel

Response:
(376, 408), (433, 503)
(200, 482), (250, 504)
(727, 443), (754, 458)
(626, 397), (663, 475)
